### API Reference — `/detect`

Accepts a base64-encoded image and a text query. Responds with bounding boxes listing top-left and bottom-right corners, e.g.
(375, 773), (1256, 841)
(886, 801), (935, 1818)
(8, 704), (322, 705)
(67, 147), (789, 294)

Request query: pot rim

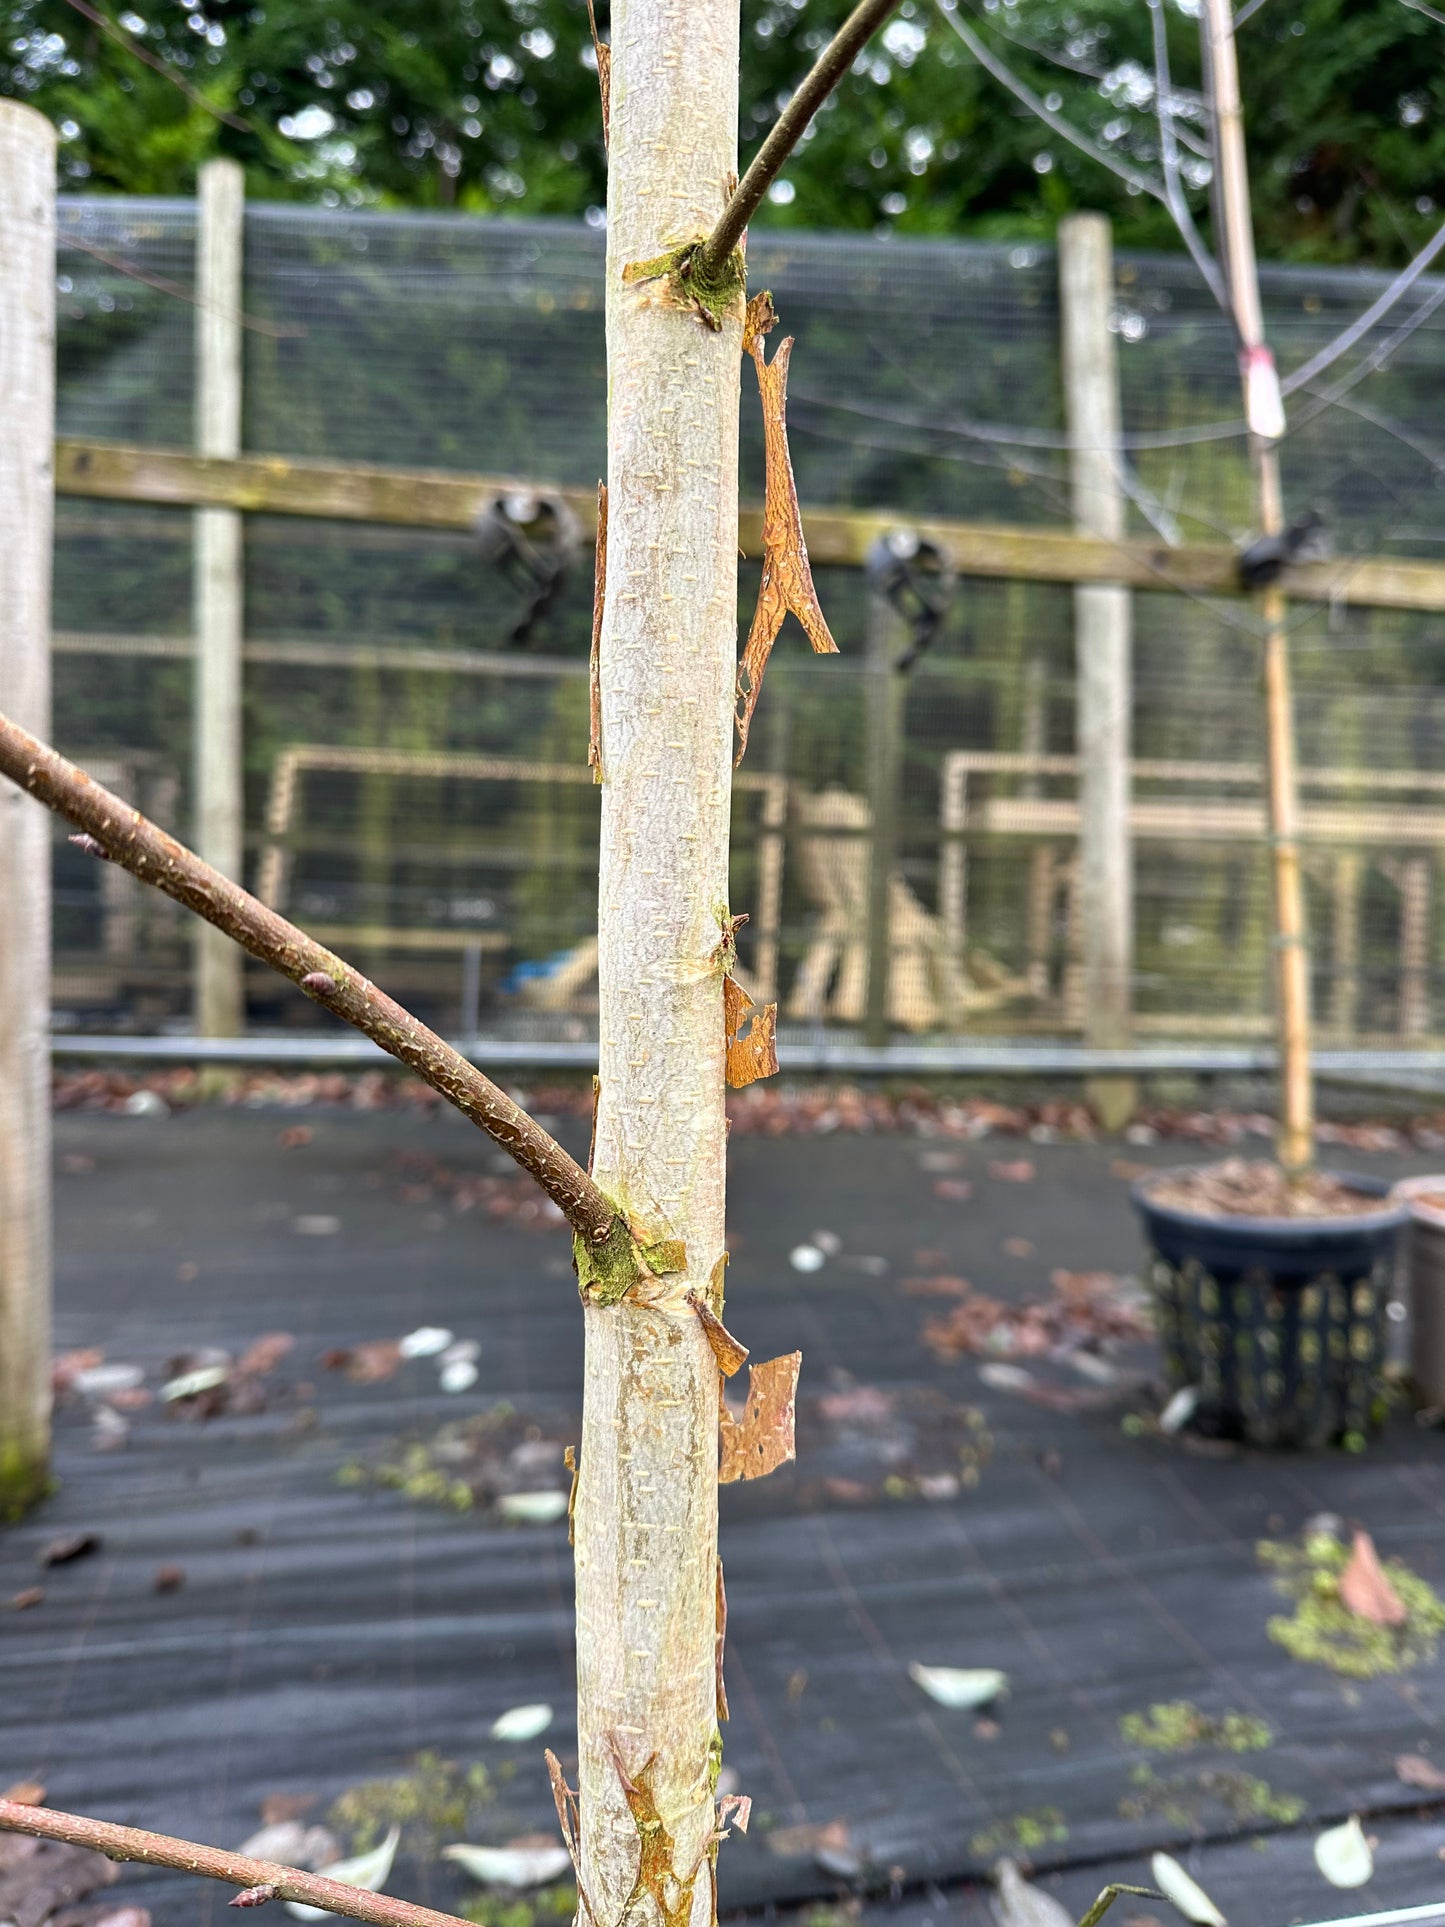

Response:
(1131, 1162), (1409, 1240)
(1392, 1173), (1445, 1228)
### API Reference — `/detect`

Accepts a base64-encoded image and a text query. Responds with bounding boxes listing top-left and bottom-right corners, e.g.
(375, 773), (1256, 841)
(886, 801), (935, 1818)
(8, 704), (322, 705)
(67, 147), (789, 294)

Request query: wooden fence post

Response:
(863, 567), (910, 1047)
(0, 103), (56, 1517)
(194, 158), (245, 1038)
(1059, 213), (1135, 1129)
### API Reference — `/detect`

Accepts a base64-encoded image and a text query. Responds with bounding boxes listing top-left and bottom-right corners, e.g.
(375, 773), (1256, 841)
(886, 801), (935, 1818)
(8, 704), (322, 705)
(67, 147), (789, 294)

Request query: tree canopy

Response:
(2, 0), (1440, 265)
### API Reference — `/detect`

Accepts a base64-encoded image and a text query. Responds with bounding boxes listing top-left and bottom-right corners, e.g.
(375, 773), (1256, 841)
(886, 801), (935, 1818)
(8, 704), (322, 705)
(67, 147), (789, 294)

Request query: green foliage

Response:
(970, 1807), (1069, 1857)
(1119, 1762), (1306, 1830)
(461, 1887), (578, 1927)
(1119, 1700), (1272, 1754)
(329, 1751), (501, 1854)
(1259, 1528), (1445, 1678)
(2, 0), (1439, 266)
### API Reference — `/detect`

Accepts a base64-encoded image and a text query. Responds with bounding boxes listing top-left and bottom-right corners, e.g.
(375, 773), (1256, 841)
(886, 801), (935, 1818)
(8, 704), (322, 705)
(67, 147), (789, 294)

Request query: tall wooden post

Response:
(0, 103), (56, 1517)
(193, 158), (246, 1038)
(1201, 0), (1314, 1175)
(864, 569), (909, 1046)
(1059, 213), (1135, 1129)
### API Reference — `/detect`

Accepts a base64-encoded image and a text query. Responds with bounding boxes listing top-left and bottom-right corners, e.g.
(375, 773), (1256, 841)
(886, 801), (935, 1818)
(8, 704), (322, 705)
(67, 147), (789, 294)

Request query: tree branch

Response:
(698, 0), (903, 277)
(0, 712), (619, 1251)
(0, 1799), (465, 1927)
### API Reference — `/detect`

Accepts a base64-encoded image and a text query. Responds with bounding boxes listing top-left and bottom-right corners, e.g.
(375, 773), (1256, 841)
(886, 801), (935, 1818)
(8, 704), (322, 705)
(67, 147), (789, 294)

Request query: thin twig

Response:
(699, 0), (903, 276)
(0, 712), (619, 1250)
(58, 0), (254, 133)
(60, 235), (305, 341)
(1280, 215), (1445, 394)
(0, 1800), (466, 1927)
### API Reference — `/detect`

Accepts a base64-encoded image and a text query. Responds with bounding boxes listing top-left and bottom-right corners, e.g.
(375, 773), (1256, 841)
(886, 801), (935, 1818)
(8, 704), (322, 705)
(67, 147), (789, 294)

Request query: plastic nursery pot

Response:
(1131, 1167), (1409, 1450)
(1392, 1176), (1445, 1407)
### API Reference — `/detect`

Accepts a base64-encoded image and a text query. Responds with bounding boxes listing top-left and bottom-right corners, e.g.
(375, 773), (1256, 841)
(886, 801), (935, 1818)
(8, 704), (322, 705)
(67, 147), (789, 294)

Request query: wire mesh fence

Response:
(49, 200), (1445, 1051)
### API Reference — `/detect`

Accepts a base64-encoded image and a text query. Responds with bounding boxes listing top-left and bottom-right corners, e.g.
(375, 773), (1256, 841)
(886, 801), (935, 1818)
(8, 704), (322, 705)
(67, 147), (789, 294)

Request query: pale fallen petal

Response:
(490, 1703), (553, 1743)
(440, 1359), (480, 1394)
(1152, 1852), (1226, 1927)
(498, 1490), (567, 1524)
(161, 1365), (230, 1402)
(73, 1363), (145, 1397)
(284, 1827), (399, 1921)
(993, 1857), (1073, 1927)
(399, 1327), (454, 1359)
(789, 1245), (825, 1273)
(1160, 1386), (1200, 1434)
(908, 1663), (1008, 1709)
(238, 1824), (340, 1871)
(442, 1844), (571, 1889)
(1315, 1816), (1373, 1889)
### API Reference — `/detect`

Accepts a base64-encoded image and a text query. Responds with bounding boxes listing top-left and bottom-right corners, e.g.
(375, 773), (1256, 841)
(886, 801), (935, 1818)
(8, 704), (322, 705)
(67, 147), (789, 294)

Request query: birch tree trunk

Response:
(575, 5), (742, 1925)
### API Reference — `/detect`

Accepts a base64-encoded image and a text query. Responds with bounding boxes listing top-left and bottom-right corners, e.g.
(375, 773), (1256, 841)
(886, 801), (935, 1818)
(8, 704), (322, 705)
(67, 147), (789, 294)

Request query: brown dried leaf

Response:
(1339, 1529), (1408, 1627)
(715, 1557), (730, 1723)
(1396, 1753), (1445, 1793)
(723, 975), (778, 1089)
(688, 1291), (749, 1377)
(1, 1784), (45, 1807)
(322, 1340), (402, 1384)
(0, 1841), (116, 1927)
(235, 1332), (294, 1379)
(585, 0), (610, 146)
(258, 1795), (318, 1827)
(589, 482), (606, 782)
(37, 1534), (100, 1568)
(719, 1351), (802, 1484)
(10, 1588), (44, 1611)
(735, 293), (837, 765)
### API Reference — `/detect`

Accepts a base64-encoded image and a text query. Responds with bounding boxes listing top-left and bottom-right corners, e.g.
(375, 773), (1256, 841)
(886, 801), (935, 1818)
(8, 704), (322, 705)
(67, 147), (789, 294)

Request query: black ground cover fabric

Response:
(4, 1106), (1445, 1926)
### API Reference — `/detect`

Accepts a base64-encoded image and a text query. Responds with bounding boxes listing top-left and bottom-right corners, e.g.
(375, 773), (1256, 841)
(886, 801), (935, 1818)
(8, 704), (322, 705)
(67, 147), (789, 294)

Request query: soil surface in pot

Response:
(1142, 1156), (1391, 1220)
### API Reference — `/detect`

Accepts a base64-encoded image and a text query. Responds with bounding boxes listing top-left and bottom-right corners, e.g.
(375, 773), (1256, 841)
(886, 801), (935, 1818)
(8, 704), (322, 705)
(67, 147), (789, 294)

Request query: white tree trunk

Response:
(575, 4), (742, 1925)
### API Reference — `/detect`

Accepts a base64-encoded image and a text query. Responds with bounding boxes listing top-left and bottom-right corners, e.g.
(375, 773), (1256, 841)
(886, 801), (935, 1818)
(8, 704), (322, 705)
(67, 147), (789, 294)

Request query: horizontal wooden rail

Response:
(54, 438), (1445, 613)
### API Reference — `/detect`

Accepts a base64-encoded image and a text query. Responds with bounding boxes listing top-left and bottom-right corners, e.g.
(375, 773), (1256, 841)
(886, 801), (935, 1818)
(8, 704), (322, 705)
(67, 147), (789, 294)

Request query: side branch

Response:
(0, 1800), (465, 1927)
(699, 0), (903, 276)
(0, 712), (617, 1249)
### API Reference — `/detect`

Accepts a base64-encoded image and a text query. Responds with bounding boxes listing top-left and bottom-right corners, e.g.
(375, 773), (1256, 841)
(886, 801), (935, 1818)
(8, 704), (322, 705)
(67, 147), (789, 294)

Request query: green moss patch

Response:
(1120, 1763), (1305, 1831)
(461, 1884), (577, 1927)
(1259, 1528), (1445, 1678)
(1119, 1701), (1272, 1753)
(969, 1808), (1069, 1859)
(330, 1751), (502, 1854)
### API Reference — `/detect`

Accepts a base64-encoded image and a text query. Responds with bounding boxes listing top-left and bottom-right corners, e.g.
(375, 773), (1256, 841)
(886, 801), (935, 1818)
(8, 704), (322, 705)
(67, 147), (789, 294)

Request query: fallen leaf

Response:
(152, 1564), (185, 1594)
(277, 1126), (313, 1148)
(441, 1358), (479, 1394)
(589, 479), (606, 777)
(284, 1826), (400, 1922)
(1339, 1529), (1407, 1627)
(498, 1491), (567, 1525)
(993, 1857), (1073, 1927)
(399, 1326), (453, 1360)
(258, 1796), (319, 1828)
(1159, 1386), (1200, 1435)
(161, 1365), (230, 1402)
(235, 1333), (295, 1378)
(71, 1363), (144, 1398)
(1151, 1852), (1226, 1927)
(292, 1215), (340, 1237)
(93, 1908), (152, 1927)
(724, 976), (779, 1089)
(719, 1352), (802, 1484)
(734, 291), (837, 764)
(909, 1663), (1008, 1709)
(322, 1341), (403, 1385)
(51, 1348), (104, 1393)
(789, 1244), (825, 1273)
(817, 1385), (894, 1424)
(901, 1276), (971, 1298)
(0, 1840), (117, 1927)
(765, 1818), (858, 1876)
(37, 1534), (101, 1568)
(1111, 1160), (1150, 1181)
(933, 1178), (974, 1202)
(688, 1291), (749, 1377)
(1314, 1815), (1372, 1889)
(1396, 1753), (1445, 1793)
(988, 1159), (1036, 1183)
(490, 1703), (553, 1743)
(1, 1784), (45, 1806)
(443, 1843), (572, 1890)
(1003, 1237), (1034, 1258)
(238, 1825), (340, 1872)
(10, 1587), (44, 1610)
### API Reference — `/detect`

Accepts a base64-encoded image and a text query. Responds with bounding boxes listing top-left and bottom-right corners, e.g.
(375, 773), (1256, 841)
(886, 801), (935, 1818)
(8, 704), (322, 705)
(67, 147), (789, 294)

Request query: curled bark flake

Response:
(719, 1352), (802, 1484)
(543, 1751), (597, 1927)
(1339, 1528), (1408, 1627)
(585, 0), (610, 147)
(723, 975), (778, 1089)
(589, 484), (606, 783)
(564, 1444), (578, 1548)
(715, 1557), (730, 1724)
(717, 1796), (751, 1837)
(587, 1074), (601, 1176)
(609, 1741), (697, 1927)
(709, 1252), (729, 1315)
(688, 1292), (748, 1378)
(735, 293), (837, 765)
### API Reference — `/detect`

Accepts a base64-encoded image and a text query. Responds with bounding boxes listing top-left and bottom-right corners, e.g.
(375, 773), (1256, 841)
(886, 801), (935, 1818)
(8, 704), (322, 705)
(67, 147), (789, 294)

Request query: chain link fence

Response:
(50, 201), (1445, 1052)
